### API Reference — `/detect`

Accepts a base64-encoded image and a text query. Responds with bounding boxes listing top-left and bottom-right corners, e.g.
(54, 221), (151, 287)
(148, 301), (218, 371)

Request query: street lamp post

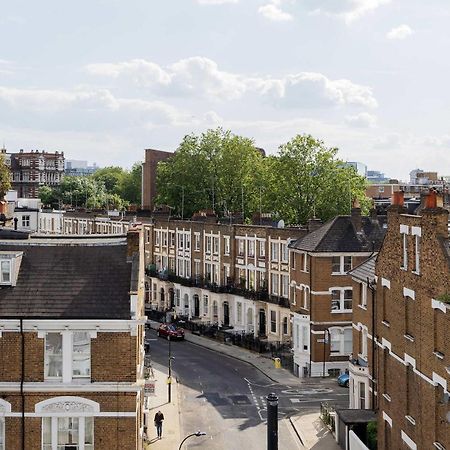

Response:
(322, 328), (331, 377)
(178, 431), (207, 450)
(168, 337), (173, 403)
(267, 393), (278, 450)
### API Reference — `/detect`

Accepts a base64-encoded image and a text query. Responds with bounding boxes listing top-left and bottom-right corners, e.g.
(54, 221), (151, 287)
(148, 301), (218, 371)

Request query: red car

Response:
(157, 324), (185, 340)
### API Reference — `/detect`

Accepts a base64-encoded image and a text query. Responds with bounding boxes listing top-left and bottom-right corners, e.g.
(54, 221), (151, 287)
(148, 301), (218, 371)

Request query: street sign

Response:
(144, 380), (155, 396)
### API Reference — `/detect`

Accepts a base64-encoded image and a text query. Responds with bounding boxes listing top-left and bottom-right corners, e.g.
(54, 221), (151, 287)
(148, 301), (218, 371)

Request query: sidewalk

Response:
(144, 361), (181, 449)
(147, 320), (340, 449)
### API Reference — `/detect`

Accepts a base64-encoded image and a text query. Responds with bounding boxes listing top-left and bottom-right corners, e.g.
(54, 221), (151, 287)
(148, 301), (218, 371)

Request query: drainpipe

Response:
(368, 278), (376, 410)
(20, 318), (25, 450)
(308, 255), (312, 377)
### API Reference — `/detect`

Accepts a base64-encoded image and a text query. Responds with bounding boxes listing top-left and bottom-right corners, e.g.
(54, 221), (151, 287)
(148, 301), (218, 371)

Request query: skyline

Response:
(1, 0), (449, 180)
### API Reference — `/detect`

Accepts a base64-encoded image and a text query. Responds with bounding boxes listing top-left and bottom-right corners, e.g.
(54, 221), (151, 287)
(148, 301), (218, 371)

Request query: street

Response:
(147, 329), (348, 449)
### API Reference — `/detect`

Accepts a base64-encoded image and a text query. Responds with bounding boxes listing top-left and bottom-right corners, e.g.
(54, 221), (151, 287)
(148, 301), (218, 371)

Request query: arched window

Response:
(36, 397), (98, 450)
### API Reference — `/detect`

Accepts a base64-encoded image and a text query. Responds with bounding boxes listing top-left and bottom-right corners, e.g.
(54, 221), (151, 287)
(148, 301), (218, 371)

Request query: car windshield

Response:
(167, 325), (177, 331)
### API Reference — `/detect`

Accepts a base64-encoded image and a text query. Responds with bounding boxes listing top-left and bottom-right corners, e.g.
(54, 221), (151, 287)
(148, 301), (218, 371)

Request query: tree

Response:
(0, 154), (11, 198)
(120, 162), (142, 205)
(92, 166), (126, 194)
(155, 128), (266, 218)
(268, 134), (369, 224)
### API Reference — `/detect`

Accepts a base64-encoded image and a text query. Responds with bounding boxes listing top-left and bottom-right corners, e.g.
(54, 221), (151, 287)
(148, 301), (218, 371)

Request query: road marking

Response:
(244, 377), (277, 388)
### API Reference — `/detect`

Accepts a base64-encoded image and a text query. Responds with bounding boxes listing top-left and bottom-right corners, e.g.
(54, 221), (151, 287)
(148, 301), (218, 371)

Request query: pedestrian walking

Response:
(154, 410), (164, 439)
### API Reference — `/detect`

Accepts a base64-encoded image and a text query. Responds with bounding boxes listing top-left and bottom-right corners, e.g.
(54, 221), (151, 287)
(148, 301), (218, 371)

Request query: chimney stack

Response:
(307, 218), (322, 233)
(351, 198), (362, 232)
(392, 190), (404, 206)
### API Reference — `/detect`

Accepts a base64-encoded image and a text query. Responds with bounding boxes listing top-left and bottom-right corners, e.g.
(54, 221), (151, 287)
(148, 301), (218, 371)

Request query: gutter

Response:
(20, 317), (25, 450)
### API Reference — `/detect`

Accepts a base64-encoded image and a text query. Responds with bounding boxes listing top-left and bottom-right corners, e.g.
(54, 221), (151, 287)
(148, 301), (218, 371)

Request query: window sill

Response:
(404, 334), (415, 342)
(358, 305), (367, 311)
(382, 320), (390, 328)
(400, 266), (407, 271)
(411, 270), (420, 276)
(331, 309), (353, 314)
(331, 272), (347, 276)
(382, 393), (391, 402)
(433, 351), (444, 360)
(405, 415), (416, 425)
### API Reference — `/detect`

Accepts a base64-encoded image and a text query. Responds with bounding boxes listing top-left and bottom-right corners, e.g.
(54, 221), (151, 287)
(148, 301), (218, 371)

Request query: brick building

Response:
(349, 191), (450, 450)
(289, 208), (385, 377)
(141, 149), (172, 211)
(0, 229), (146, 450)
(3, 149), (65, 198)
(144, 215), (307, 343)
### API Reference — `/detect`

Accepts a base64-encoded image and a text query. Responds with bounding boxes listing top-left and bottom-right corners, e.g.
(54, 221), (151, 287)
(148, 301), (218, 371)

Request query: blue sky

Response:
(1, 0), (449, 180)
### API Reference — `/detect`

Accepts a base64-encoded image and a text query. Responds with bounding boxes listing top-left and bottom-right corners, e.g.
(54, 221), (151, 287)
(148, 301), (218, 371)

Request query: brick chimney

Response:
(127, 228), (141, 259)
(307, 218), (322, 232)
(392, 190), (404, 206)
(350, 198), (362, 232)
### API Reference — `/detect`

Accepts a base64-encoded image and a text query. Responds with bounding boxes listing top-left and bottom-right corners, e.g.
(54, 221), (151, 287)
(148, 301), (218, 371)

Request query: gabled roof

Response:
(348, 254), (377, 283)
(289, 216), (385, 253)
(0, 239), (132, 319)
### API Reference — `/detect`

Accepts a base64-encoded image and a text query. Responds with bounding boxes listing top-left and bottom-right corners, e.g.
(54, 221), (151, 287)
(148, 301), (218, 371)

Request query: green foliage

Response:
(268, 134), (370, 224)
(437, 293), (450, 304)
(39, 162), (142, 210)
(156, 130), (370, 224)
(367, 421), (377, 450)
(155, 128), (265, 218)
(0, 154), (11, 198)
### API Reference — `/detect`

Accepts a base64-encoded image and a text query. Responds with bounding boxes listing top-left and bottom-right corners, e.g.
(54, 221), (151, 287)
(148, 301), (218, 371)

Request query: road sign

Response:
(144, 380), (155, 396)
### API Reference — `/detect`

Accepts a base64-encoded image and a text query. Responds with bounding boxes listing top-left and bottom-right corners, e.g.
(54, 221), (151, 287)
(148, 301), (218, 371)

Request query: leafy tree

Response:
(268, 134), (370, 224)
(156, 128), (265, 218)
(0, 154), (11, 198)
(92, 166), (126, 194)
(120, 162), (142, 205)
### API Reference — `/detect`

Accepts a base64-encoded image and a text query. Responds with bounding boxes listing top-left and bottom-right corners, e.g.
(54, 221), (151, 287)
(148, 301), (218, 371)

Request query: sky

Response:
(0, 0), (449, 180)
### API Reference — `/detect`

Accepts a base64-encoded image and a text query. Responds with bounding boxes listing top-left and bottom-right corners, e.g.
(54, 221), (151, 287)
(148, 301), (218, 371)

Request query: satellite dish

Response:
(277, 219), (285, 229)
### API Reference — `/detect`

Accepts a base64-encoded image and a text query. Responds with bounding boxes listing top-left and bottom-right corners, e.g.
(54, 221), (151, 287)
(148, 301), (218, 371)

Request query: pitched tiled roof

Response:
(289, 216), (385, 253)
(0, 240), (132, 319)
(348, 254), (377, 283)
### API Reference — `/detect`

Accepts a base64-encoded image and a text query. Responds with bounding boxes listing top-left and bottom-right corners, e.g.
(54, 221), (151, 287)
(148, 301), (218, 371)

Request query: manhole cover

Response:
(229, 395), (251, 405)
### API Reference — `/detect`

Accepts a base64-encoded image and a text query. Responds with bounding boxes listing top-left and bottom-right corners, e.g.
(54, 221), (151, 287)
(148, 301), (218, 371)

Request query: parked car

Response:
(157, 323), (185, 340)
(337, 371), (349, 387)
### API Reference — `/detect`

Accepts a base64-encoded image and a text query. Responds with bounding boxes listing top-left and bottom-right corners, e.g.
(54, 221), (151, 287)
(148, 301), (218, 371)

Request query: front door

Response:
(259, 309), (266, 336)
(223, 302), (230, 326)
(194, 295), (200, 317)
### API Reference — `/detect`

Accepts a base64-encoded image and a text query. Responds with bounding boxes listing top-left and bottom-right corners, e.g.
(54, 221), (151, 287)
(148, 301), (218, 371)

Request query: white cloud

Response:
(86, 57), (377, 109)
(258, 3), (293, 22)
(345, 112), (377, 127)
(196, 0), (238, 4)
(386, 24), (413, 40)
(307, 0), (391, 23)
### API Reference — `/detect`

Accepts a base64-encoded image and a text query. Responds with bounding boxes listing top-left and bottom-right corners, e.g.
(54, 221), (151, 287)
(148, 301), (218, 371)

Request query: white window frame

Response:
(400, 224), (409, 270)
(330, 287), (353, 313)
(329, 327), (352, 355)
(22, 215), (31, 228)
(0, 260), (11, 284)
(43, 332), (93, 383)
(224, 236), (230, 255)
(194, 233), (200, 251)
(271, 242), (279, 262)
(331, 255), (352, 275)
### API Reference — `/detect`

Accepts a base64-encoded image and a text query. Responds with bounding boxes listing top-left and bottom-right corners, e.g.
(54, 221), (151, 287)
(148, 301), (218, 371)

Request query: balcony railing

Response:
(145, 268), (290, 307)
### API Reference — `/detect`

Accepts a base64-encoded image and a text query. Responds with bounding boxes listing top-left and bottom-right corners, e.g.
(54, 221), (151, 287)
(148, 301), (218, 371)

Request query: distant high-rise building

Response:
(345, 161), (367, 178)
(65, 160), (99, 176)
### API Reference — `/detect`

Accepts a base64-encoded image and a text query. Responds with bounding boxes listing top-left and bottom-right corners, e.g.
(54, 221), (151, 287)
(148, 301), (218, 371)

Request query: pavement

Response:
(146, 320), (340, 450)
(144, 361), (182, 449)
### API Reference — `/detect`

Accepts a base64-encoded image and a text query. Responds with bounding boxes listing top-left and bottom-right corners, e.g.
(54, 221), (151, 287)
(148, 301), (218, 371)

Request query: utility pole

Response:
(267, 393), (278, 450)
(168, 337), (172, 403)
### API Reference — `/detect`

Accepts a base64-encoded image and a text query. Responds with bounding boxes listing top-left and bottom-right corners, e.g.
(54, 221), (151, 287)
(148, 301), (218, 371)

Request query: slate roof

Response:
(348, 254), (377, 283)
(289, 216), (386, 253)
(0, 239), (132, 319)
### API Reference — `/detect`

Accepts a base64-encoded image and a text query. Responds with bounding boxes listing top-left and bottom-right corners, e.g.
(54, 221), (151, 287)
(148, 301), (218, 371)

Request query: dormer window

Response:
(0, 261), (11, 283)
(0, 252), (23, 286)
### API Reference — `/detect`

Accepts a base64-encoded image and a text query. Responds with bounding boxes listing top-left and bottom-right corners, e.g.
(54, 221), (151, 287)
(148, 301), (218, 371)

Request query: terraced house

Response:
(0, 228), (146, 450)
(144, 214), (307, 343)
(288, 207), (386, 377)
(350, 191), (450, 450)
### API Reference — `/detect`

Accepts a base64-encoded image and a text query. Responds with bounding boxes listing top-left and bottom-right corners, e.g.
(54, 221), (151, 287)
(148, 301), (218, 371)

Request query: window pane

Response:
(45, 333), (63, 378)
(58, 417), (79, 445)
(331, 256), (340, 273)
(331, 290), (341, 311)
(330, 330), (340, 353)
(72, 332), (91, 378)
(85, 417), (94, 444)
(344, 290), (353, 310)
(0, 261), (10, 283)
(42, 417), (52, 445)
(343, 256), (352, 272)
